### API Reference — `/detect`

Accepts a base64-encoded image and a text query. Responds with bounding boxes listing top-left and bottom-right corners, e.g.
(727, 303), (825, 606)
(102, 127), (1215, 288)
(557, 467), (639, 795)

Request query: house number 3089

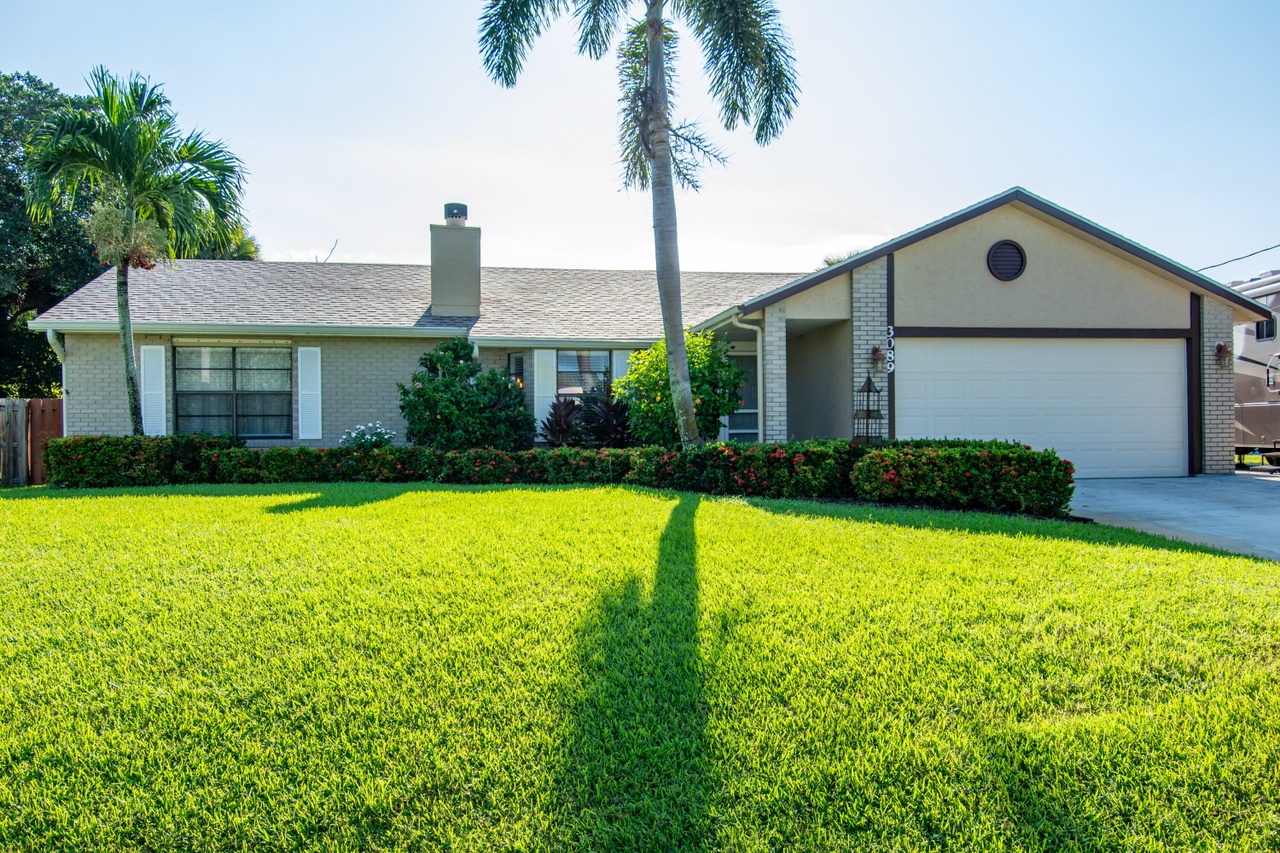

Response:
(885, 326), (896, 373)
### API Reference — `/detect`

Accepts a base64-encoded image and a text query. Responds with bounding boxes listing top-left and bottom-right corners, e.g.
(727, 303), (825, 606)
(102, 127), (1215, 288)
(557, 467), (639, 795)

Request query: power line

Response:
(1198, 242), (1280, 272)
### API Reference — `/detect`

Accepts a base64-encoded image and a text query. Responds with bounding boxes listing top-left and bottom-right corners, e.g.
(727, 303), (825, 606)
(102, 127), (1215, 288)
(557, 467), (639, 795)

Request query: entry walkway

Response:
(1071, 472), (1280, 562)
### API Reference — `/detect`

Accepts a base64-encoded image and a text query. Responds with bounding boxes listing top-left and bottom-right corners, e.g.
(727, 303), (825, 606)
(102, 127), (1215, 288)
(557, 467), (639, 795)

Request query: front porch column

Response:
(763, 302), (788, 442)
(852, 257), (890, 435)
(1201, 297), (1236, 474)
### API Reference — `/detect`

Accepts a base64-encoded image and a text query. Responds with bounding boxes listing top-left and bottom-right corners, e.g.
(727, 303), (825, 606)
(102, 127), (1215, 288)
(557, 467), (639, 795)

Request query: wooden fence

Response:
(0, 398), (63, 487)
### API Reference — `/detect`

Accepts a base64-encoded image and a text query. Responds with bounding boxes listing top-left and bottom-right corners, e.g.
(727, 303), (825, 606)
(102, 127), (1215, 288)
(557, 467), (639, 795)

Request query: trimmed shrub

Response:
(41, 434), (244, 488)
(398, 338), (535, 451)
(850, 441), (1075, 516)
(42, 436), (1075, 517)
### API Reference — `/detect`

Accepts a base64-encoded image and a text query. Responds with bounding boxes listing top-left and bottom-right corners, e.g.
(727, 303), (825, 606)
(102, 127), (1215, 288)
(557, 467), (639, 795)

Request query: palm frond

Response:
(574, 0), (632, 59)
(616, 17), (724, 191)
(26, 67), (246, 266)
(479, 0), (568, 86)
(679, 0), (799, 144)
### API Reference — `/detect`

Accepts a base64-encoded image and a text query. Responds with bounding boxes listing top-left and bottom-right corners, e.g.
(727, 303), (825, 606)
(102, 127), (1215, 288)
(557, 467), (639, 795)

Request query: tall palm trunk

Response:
(646, 0), (700, 448)
(116, 261), (144, 435)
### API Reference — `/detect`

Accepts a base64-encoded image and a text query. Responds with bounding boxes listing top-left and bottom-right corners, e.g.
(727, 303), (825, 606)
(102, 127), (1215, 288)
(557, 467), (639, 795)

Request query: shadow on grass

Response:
(741, 496), (1244, 558)
(552, 493), (709, 849)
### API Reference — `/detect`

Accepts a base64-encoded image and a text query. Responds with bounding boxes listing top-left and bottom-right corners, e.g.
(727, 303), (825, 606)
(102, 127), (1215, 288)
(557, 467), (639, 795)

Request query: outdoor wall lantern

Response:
(870, 345), (887, 364)
(854, 373), (885, 444)
(1215, 342), (1233, 367)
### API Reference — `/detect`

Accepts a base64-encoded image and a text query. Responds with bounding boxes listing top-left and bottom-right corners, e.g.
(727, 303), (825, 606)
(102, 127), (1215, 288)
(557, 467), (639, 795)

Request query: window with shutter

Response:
(172, 346), (291, 438)
(139, 345), (167, 436)
(533, 349), (555, 426)
(298, 347), (322, 440)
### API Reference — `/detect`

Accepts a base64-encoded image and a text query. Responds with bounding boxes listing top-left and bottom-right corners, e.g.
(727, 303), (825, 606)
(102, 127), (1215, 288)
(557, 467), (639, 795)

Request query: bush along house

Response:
(30, 190), (1273, 478)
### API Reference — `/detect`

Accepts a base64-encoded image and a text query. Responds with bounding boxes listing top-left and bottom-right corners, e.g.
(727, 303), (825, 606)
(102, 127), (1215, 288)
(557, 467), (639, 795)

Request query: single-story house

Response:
(29, 188), (1274, 478)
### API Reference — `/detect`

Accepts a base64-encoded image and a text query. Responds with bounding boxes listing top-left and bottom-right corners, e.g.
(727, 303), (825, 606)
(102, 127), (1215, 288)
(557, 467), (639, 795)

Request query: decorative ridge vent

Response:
(987, 240), (1026, 281)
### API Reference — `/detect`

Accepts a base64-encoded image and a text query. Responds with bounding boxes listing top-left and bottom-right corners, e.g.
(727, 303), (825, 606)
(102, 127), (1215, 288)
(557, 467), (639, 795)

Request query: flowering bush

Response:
(339, 421), (397, 450)
(41, 434), (244, 488)
(849, 440), (1075, 516)
(42, 436), (1074, 517)
(614, 330), (746, 448)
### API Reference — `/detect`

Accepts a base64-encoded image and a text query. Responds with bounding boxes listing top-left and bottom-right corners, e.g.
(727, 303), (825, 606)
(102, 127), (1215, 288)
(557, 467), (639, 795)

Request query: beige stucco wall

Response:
(894, 206), (1192, 328)
(787, 320), (852, 440)
(786, 273), (851, 320)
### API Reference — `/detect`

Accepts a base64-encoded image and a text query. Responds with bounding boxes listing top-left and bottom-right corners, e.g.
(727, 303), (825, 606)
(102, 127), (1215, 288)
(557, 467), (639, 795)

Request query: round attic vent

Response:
(987, 240), (1026, 281)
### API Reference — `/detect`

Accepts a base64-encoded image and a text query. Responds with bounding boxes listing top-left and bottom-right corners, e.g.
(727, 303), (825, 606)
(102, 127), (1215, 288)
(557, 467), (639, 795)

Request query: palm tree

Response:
(26, 67), (246, 435)
(480, 0), (798, 448)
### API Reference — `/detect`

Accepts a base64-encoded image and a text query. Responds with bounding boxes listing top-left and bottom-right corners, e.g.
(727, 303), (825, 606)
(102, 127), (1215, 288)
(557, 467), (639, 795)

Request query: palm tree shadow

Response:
(552, 493), (709, 850)
(263, 482), (415, 514)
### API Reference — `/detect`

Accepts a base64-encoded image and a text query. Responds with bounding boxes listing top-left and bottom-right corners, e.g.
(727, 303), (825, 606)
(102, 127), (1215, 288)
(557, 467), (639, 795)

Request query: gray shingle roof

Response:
(32, 260), (799, 341)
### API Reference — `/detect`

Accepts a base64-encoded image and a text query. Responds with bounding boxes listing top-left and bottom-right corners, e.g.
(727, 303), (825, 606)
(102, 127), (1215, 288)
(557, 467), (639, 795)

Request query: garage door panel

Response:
(895, 338), (1187, 478)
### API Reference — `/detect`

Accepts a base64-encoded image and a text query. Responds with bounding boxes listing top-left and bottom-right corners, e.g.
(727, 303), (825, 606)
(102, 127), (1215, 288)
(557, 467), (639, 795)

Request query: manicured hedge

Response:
(42, 436), (1076, 516)
(849, 442), (1076, 517)
(41, 434), (246, 488)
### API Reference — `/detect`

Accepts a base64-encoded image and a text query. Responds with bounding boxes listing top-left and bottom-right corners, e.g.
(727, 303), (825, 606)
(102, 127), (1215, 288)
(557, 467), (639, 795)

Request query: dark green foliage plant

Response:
(615, 330), (745, 448)
(398, 338), (535, 452)
(541, 397), (584, 447)
(584, 391), (633, 448)
(43, 436), (1075, 517)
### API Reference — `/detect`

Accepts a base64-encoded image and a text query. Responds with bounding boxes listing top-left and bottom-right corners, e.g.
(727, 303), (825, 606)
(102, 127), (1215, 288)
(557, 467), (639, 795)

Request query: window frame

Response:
(1257, 318), (1277, 343)
(722, 351), (759, 442)
(172, 345), (294, 439)
(555, 349), (612, 402)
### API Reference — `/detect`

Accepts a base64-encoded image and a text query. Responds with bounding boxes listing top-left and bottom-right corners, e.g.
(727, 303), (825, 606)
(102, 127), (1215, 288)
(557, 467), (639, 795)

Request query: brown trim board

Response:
(887, 253), (895, 440)
(893, 327), (1193, 339)
(1188, 294), (1203, 475)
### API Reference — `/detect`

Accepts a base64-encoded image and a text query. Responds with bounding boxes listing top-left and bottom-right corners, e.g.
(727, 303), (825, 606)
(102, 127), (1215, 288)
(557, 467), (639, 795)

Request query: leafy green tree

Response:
(0, 72), (104, 397)
(192, 225), (260, 260)
(614, 330), (745, 448)
(398, 338), (535, 451)
(26, 67), (246, 433)
(479, 0), (798, 449)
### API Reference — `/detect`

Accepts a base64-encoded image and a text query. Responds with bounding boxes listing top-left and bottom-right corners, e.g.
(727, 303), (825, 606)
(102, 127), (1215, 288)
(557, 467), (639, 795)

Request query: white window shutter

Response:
(533, 349), (556, 426)
(611, 350), (633, 384)
(139, 345), (167, 436)
(298, 347), (322, 440)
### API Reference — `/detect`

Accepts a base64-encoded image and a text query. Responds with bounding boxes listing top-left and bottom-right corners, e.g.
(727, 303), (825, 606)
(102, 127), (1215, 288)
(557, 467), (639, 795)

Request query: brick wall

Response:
(763, 303), (788, 441)
(63, 333), (173, 436)
(1201, 298), (1236, 474)
(851, 257), (890, 438)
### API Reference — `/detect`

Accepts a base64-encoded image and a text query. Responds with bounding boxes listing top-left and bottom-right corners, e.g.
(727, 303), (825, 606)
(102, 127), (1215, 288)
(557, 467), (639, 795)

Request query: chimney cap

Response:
(444, 202), (468, 221)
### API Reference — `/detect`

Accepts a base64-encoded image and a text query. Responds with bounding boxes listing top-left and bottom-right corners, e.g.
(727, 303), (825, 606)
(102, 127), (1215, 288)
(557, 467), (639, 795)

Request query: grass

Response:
(0, 482), (1277, 851)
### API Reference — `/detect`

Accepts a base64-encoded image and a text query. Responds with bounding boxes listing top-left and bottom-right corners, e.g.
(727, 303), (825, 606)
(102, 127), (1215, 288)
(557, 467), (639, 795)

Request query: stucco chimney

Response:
(430, 203), (481, 316)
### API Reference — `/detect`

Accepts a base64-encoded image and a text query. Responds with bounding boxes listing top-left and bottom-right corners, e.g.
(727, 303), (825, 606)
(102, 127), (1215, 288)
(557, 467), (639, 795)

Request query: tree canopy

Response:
(0, 72), (104, 397)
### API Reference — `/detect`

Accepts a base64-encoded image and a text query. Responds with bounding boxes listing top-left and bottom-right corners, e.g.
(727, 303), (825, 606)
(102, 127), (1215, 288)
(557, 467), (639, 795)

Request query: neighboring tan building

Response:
(30, 189), (1273, 478)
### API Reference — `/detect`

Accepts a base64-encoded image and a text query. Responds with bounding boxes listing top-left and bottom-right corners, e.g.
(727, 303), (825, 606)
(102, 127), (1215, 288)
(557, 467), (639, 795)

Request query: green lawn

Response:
(1, 484), (1277, 851)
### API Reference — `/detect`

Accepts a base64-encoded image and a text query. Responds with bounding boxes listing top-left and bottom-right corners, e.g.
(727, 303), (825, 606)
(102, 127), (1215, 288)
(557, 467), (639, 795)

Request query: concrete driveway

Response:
(1071, 472), (1280, 562)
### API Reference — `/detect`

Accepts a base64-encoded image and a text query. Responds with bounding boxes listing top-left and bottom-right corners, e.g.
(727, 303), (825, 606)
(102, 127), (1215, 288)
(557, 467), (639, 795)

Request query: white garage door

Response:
(894, 338), (1188, 478)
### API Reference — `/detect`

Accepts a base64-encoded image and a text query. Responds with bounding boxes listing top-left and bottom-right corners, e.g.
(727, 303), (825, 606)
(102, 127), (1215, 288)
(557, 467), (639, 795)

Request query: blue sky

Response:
(7, 1), (1277, 283)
